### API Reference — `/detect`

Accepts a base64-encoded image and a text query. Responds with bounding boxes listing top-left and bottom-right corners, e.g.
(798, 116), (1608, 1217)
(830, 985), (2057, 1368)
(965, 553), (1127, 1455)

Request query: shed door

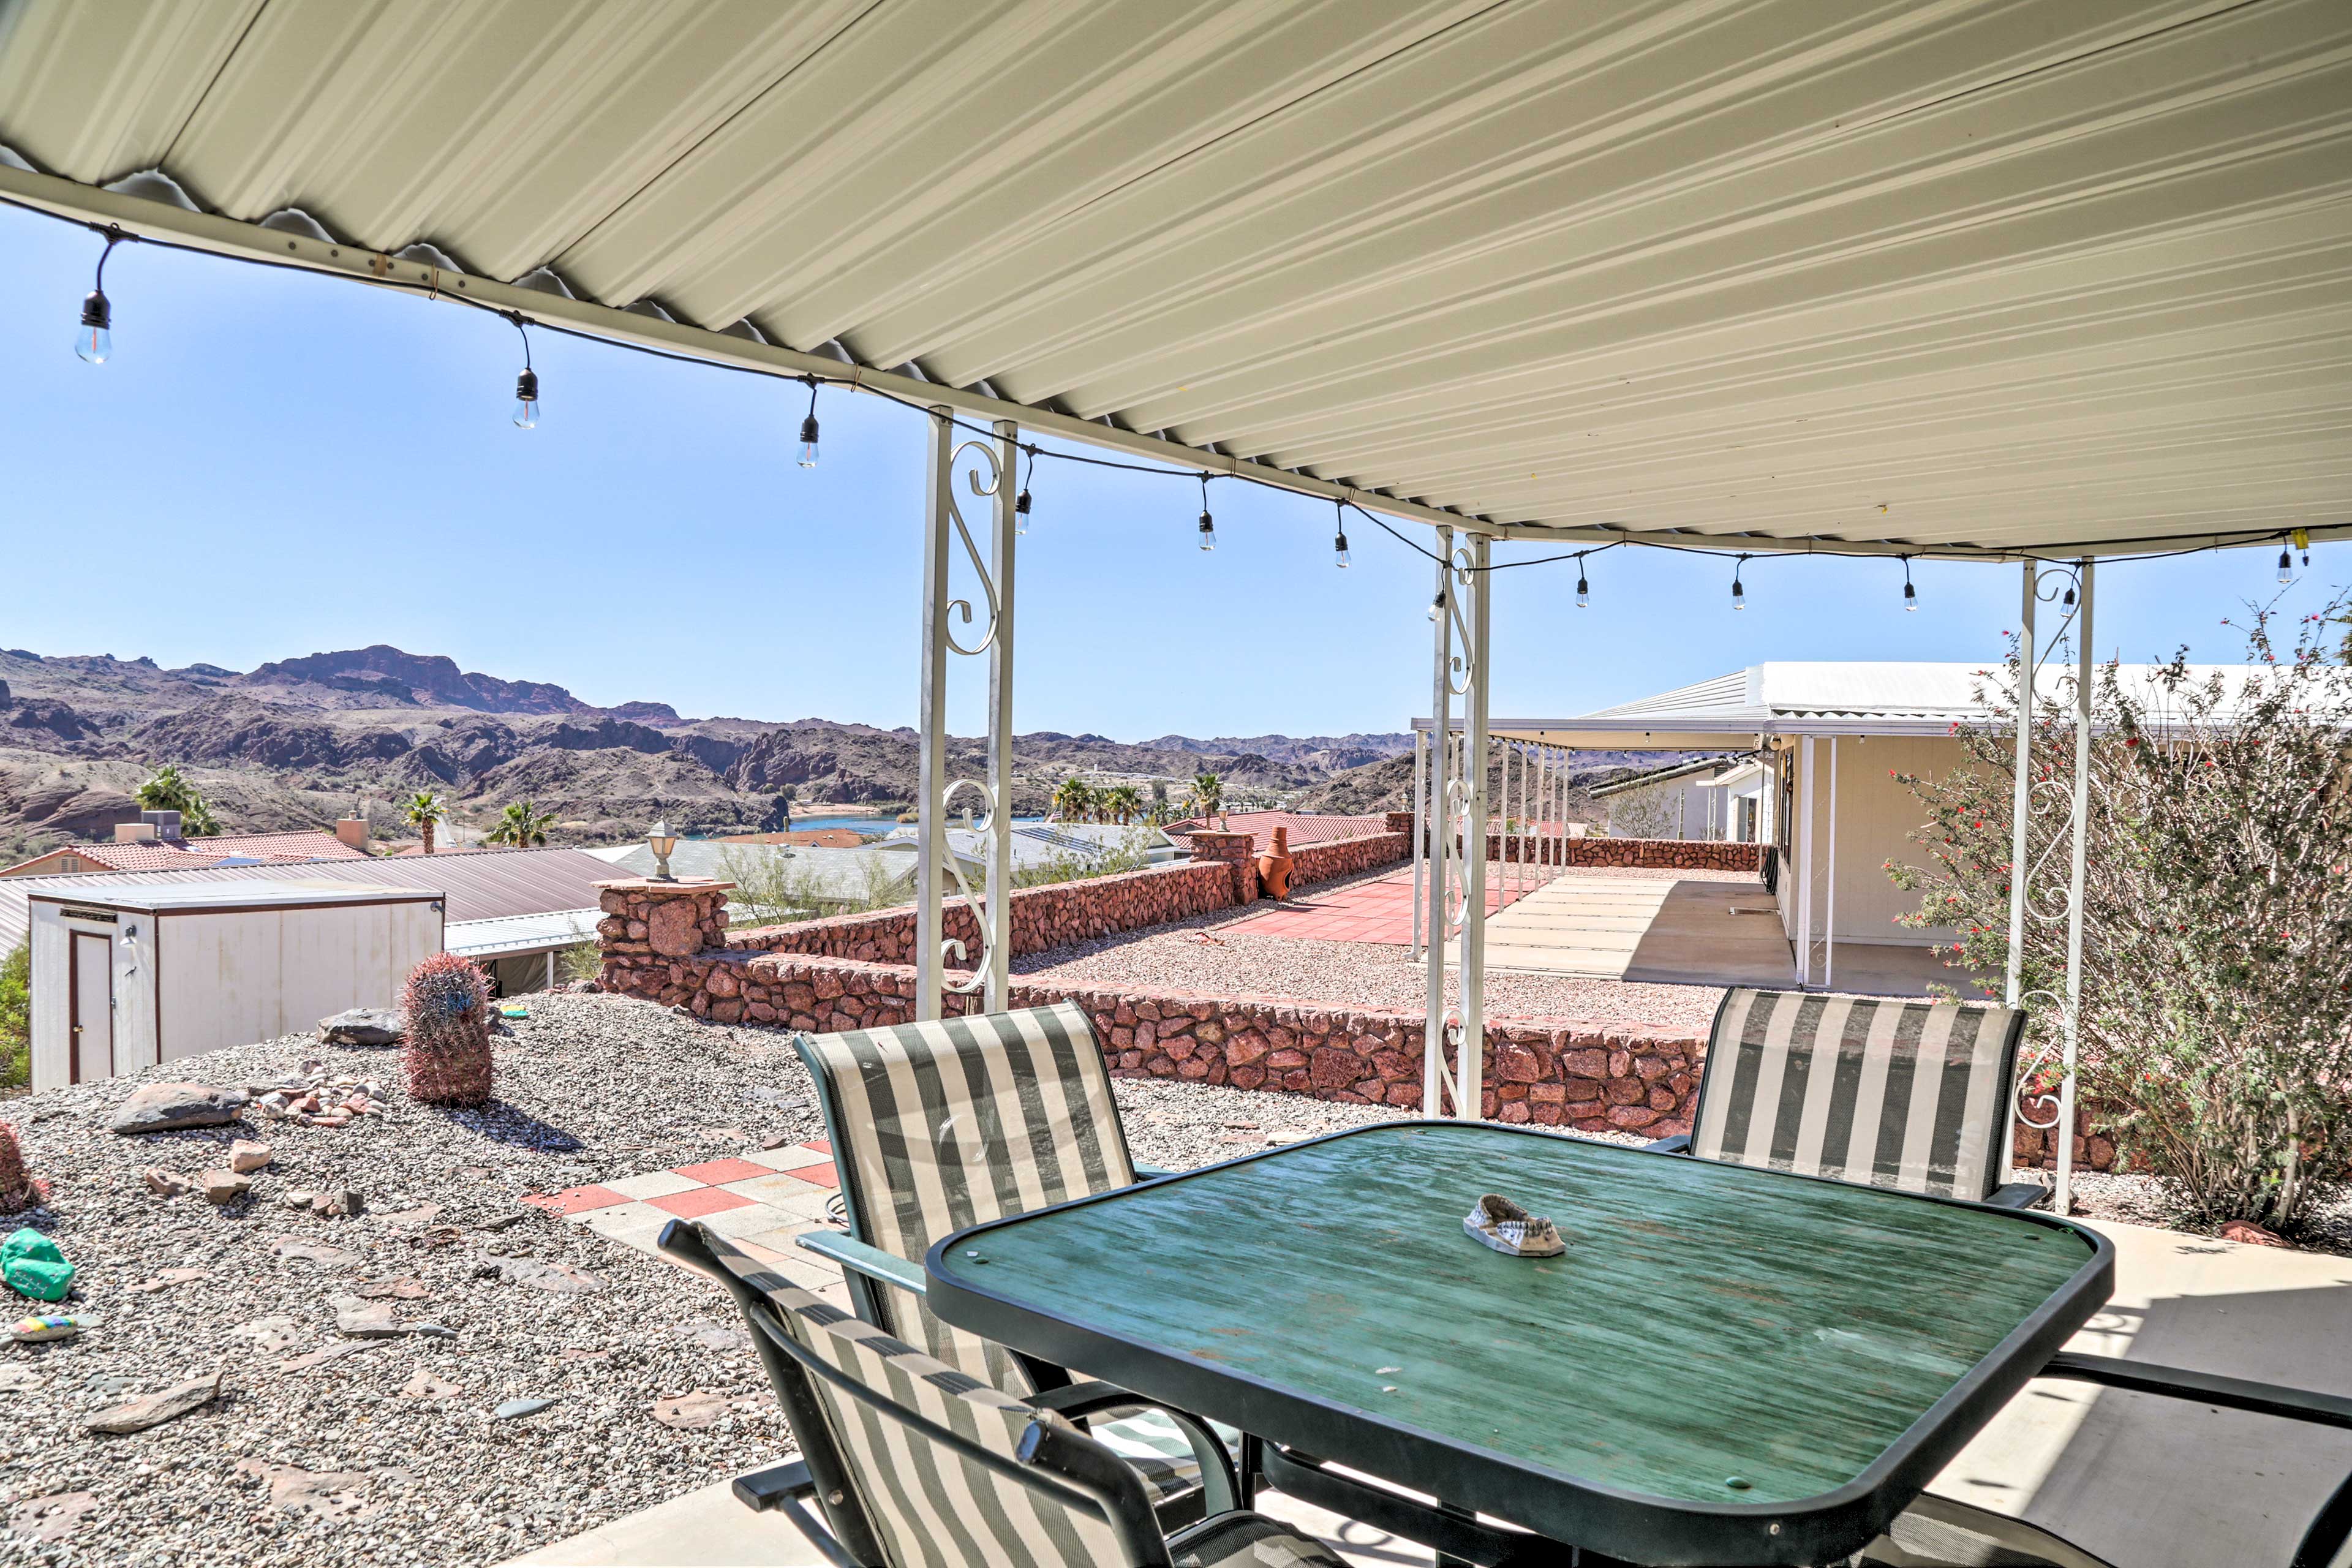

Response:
(70, 932), (113, 1082)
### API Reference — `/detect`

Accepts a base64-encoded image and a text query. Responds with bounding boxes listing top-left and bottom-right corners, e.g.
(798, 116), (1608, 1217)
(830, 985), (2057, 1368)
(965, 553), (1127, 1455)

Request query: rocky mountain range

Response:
(0, 646), (1438, 862)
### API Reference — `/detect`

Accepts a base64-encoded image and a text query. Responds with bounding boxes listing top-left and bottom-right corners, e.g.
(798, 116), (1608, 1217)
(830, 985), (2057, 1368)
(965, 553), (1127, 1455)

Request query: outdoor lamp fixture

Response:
(75, 225), (125, 364)
(2278, 545), (2296, 585)
(1428, 587), (1446, 622)
(1197, 474), (1216, 550)
(1332, 499), (1350, 568)
(1902, 556), (1918, 611)
(1014, 444), (1036, 532)
(1731, 555), (1749, 611)
(647, 819), (678, 881)
(797, 375), (820, 467)
(508, 312), (540, 429)
(1575, 553), (1590, 609)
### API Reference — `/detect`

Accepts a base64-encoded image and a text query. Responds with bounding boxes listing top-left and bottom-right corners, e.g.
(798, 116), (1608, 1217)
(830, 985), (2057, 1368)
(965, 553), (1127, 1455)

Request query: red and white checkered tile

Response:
(526, 1140), (841, 1262)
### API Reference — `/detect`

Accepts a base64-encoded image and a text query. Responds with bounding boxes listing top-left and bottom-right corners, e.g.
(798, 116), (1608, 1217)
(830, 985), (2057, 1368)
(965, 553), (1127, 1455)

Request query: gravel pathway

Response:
(1014, 864), (1732, 1032)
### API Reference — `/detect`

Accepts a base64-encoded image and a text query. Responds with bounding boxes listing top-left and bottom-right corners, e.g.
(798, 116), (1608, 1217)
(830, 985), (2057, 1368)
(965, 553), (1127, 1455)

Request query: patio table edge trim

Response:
(924, 1120), (2115, 1567)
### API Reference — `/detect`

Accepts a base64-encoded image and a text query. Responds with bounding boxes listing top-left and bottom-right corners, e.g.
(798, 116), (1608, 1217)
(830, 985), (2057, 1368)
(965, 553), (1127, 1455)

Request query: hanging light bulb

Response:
(2277, 545), (2295, 585)
(797, 375), (820, 467)
(1428, 589), (1446, 623)
(1731, 555), (1747, 611)
(1197, 474), (1215, 551)
(75, 227), (124, 364)
(1902, 556), (1918, 612)
(507, 313), (540, 428)
(2062, 581), (2076, 607)
(1575, 553), (1589, 609)
(1014, 445), (1036, 533)
(1332, 499), (1349, 567)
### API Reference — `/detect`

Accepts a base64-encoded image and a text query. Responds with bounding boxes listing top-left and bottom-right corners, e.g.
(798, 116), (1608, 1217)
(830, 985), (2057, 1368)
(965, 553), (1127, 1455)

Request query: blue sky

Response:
(1, 203), (2336, 741)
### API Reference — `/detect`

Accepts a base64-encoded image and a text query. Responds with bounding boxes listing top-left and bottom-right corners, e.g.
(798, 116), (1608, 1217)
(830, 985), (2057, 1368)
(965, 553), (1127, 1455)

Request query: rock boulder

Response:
(317, 1009), (403, 1047)
(110, 1084), (243, 1135)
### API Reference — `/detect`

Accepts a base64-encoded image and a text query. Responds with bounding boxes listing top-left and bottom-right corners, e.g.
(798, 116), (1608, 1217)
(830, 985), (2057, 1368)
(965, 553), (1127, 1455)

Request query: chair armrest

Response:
(732, 1459), (814, 1513)
(1986, 1180), (2048, 1209)
(2043, 1352), (2352, 1430)
(1132, 1164), (1180, 1180)
(1029, 1381), (1241, 1518)
(1643, 1134), (1691, 1154)
(796, 1231), (926, 1296)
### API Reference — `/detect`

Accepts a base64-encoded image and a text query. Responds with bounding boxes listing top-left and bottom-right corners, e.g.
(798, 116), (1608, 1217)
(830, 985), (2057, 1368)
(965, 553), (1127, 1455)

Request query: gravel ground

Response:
(1014, 864), (1732, 1031)
(2062, 1170), (2352, 1259)
(0, 993), (1490, 1566)
(0, 993), (842, 1568)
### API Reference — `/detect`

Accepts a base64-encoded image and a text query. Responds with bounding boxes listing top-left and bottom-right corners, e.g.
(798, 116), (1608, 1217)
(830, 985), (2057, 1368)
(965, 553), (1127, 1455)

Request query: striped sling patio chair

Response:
(1648, 987), (2045, 1207)
(788, 1001), (1242, 1524)
(659, 1219), (1353, 1568)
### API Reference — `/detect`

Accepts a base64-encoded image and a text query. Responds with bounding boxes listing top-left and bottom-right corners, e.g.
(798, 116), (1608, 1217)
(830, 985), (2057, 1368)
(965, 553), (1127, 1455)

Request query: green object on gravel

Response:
(1, 1227), (74, 1302)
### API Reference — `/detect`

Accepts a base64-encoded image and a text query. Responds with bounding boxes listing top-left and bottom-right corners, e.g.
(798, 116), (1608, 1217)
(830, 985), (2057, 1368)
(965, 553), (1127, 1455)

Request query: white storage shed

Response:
(28, 881), (444, 1091)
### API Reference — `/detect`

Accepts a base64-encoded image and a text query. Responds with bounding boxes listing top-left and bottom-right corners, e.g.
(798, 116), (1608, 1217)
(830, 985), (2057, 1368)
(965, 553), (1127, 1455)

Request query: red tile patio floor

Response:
(1227, 867), (1538, 945)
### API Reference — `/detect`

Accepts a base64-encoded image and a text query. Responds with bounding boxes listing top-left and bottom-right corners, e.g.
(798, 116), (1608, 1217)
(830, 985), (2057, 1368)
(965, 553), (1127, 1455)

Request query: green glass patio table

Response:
(925, 1121), (2111, 1567)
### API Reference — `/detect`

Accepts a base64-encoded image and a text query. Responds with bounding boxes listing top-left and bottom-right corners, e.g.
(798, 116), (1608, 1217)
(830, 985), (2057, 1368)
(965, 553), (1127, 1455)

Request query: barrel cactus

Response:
(399, 952), (494, 1107)
(0, 1124), (38, 1213)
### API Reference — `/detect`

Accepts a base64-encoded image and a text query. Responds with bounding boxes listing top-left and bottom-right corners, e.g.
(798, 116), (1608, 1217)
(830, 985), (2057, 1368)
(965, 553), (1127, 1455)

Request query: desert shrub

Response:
(400, 952), (494, 1107)
(555, 941), (602, 986)
(1012, 828), (1156, 889)
(0, 943), (26, 1090)
(1887, 596), (2352, 1231)
(717, 844), (911, 925)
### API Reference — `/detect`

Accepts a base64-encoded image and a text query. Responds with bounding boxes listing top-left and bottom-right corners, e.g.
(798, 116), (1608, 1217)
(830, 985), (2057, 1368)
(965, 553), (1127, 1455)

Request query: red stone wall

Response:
(1381, 813), (1764, 873)
(614, 946), (1706, 1134)
(1287, 831), (1408, 885)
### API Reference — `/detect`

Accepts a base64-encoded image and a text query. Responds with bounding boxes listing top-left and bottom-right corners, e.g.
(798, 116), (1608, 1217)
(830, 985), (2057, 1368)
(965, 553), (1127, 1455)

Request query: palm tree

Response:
(484, 799), (557, 849)
(135, 763), (221, 836)
(404, 791), (447, 855)
(1052, 775), (1097, 824)
(1102, 783), (1143, 825)
(1186, 771), (1224, 823)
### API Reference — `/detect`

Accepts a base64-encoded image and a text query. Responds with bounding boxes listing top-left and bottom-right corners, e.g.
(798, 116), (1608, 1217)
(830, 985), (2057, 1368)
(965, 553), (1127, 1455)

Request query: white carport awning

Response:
(0, 0), (2345, 559)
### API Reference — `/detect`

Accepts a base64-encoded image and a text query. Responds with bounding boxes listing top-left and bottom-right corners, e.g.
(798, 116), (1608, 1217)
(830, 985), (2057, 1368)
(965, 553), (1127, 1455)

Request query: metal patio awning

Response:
(0, 0), (2345, 560)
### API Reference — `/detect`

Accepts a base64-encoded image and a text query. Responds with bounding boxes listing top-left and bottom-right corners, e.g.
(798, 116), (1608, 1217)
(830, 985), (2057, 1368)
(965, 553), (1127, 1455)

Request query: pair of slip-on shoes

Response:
(1463, 1193), (1564, 1257)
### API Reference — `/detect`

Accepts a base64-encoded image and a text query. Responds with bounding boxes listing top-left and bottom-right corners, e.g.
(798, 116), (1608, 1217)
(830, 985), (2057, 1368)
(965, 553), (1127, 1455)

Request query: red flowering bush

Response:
(0, 1123), (39, 1213)
(1887, 593), (2352, 1231)
(400, 952), (494, 1107)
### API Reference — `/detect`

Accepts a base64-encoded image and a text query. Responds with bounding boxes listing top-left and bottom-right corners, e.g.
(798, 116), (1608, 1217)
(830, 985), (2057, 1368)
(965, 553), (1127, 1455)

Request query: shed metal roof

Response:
(0, 845), (622, 950)
(25, 880), (435, 914)
(0, 1), (2343, 560)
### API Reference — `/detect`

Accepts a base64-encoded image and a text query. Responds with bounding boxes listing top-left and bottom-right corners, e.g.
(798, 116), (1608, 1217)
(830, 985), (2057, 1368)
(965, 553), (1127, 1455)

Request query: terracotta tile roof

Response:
(1165, 810), (1389, 858)
(0, 829), (369, 877)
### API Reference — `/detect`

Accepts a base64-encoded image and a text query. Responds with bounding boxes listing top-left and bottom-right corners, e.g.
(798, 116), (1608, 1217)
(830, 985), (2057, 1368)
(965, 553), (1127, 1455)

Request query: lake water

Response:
(717, 815), (1049, 837)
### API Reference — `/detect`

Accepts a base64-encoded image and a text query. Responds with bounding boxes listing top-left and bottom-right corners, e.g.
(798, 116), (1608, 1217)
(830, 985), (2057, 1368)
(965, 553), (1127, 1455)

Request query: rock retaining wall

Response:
(1374, 814), (1763, 872)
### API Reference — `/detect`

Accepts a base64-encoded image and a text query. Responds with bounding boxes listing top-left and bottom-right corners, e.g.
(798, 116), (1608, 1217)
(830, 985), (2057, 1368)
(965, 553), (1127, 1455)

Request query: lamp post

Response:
(647, 820), (677, 882)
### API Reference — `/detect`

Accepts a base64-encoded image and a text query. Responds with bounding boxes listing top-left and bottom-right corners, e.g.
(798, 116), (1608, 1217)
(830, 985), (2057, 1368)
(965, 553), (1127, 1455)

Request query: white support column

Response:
(983, 418), (1018, 1014)
(1410, 726), (1428, 960)
(1796, 736), (1817, 986)
(2002, 560), (2038, 1178)
(2056, 558), (2095, 1214)
(914, 405), (1016, 1020)
(916, 407), (954, 1019)
(546, 949), (556, 991)
(1422, 529), (1457, 1114)
(1458, 533), (1493, 1119)
(1825, 736), (1838, 991)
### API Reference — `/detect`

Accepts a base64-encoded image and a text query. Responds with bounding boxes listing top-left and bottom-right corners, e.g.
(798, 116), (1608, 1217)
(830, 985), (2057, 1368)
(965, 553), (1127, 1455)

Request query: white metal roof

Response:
(0, 1), (2343, 560)
(445, 907), (601, 960)
(25, 879), (437, 914)
(1428, 660), (2302, 745)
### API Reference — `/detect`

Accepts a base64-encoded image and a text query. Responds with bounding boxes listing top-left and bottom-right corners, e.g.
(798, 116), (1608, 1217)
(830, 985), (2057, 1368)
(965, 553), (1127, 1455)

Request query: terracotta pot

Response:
(1254, 826), (1294, 900)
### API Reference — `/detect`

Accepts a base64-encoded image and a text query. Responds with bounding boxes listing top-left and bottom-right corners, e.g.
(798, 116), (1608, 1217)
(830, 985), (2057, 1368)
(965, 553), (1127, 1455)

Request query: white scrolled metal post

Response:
(1422, 527), (1455, 1114)
(1459, 533), (1492, 1119)
(1411, 726), (1428, 960)
(984, 418), (1018, 1012)
(2057, 558), (2095, 1214)
(1796, 736), (1816, 987)
(2002, 560), (2037, 1177)
(915, 406), (954, 1020)
(1826, 736), (1838, 990)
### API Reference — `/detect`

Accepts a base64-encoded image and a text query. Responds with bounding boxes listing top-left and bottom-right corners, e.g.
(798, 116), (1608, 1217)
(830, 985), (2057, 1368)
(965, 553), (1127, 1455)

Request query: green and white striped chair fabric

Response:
(796, 1000), (1137, 1389)
(1694, 989), (2026, 1200)
(796, 1001), (1226, 1509)
(707, 1237), (1344, 1568)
